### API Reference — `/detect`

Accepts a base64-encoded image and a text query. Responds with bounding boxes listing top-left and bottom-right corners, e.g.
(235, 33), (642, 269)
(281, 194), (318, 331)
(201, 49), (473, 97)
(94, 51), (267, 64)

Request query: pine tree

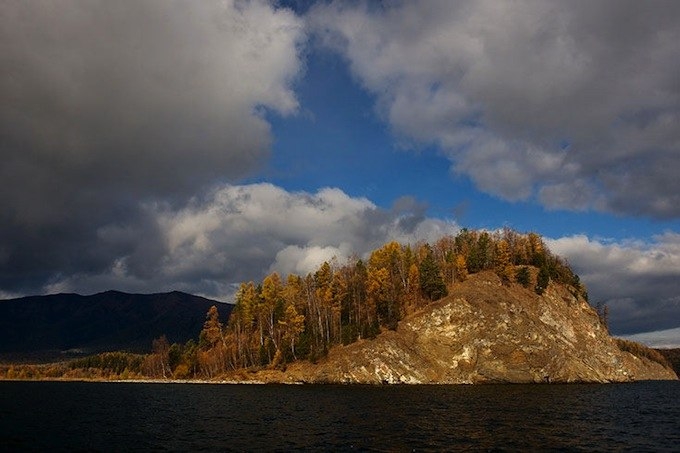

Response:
(419, 245), (448, 301)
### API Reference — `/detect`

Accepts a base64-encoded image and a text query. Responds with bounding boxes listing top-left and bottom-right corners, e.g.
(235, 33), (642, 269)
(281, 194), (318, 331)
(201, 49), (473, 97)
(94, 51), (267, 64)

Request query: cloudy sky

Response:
(1, 0), (679, 346)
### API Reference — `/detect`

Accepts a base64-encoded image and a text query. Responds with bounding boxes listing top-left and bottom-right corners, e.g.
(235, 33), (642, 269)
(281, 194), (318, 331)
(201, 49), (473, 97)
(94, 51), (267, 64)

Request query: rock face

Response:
(274, 272), (676, 384)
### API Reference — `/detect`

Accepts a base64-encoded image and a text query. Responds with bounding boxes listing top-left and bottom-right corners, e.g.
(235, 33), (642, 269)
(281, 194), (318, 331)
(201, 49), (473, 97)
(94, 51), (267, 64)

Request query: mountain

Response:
(0, 290), (231, 360)
(235, 271), (676, 384)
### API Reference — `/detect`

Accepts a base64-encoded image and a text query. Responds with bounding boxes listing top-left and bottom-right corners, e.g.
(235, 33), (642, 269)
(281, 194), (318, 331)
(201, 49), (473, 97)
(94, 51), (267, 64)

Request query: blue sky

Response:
(264, 44), (679, 241)
(1, 1), (679, 346)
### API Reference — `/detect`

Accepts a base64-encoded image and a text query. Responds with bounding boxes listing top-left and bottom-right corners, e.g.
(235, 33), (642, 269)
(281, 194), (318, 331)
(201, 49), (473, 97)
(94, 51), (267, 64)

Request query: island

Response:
(1, 229), (676, 383)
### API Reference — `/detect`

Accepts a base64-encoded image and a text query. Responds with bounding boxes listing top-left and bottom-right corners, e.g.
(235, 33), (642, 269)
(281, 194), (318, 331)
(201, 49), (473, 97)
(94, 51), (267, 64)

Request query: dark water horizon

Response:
(1, 380), (679, 451)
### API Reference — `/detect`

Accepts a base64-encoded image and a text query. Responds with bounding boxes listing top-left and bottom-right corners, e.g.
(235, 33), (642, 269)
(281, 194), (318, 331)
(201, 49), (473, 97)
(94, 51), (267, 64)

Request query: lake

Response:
(1, 381), (679, 451)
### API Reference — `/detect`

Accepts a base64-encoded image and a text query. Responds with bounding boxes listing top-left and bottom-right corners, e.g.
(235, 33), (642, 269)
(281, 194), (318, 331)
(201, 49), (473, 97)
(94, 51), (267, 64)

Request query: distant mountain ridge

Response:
(0, 290), (232, 360)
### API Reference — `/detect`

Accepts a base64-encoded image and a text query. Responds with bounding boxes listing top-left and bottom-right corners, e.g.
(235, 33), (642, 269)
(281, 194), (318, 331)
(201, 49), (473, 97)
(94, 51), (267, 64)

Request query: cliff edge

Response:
(245, 271), (676, 384)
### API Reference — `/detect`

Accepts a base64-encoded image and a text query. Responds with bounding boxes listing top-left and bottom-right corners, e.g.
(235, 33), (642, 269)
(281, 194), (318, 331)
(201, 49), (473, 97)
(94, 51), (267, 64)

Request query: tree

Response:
(454, 228), (476, 261)
(595, 302), (610, 332)
(314, 261), (336, 349)
(368, 241), (406, 326)
(143, 335), (170, 378)
(454, 254), (468, 282)
(230, 282), (259, 368)
(198, 306), (228, 376)
(434, 236), (456, 285)
(535, 266), (550, 295)
(168, 342), (182, 372)
(494, 239), (514, 283)
(515, 266), (531, 288)
(367, 266), (391, 326)
(179, 339), (199, 378)
(352, 259), (377, 339)
(418, 244), (448, 301)
(278, 303), (305, 360)
(405, 263), (421, 309)
(528, 232), (546, 267)
(261, 272), (284, 356)
(199, 305), (223, 349)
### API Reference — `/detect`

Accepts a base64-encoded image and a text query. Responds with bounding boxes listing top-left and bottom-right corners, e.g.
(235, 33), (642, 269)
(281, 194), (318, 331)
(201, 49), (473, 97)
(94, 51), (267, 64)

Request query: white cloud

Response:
(310, 0), (680, 217)
(622, 327), (680, 349)
(42, 183), (459, 301)
(270, 245), (347, 277)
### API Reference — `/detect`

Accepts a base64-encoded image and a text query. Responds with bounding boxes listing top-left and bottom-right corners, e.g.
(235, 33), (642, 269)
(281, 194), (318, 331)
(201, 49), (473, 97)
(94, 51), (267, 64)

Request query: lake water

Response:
(1, 381), (679, 451)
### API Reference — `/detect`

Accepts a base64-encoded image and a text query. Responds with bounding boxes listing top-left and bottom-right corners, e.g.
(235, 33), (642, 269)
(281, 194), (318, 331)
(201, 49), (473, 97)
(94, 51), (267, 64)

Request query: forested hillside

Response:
(152, 229), (588, 378)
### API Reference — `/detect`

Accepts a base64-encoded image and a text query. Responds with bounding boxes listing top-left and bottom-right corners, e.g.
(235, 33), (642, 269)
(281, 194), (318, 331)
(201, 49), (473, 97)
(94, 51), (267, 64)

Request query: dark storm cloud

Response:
(311, 0), (680, 218)
(0, 0), (305, 292)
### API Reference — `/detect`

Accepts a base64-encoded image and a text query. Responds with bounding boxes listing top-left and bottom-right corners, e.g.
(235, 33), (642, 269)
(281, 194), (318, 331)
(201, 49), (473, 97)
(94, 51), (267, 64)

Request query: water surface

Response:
(1, 381), (678, 451)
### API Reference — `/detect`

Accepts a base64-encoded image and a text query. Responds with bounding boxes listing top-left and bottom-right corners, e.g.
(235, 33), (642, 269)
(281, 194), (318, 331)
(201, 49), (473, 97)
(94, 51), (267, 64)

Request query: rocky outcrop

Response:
(248, 271), (676, 384)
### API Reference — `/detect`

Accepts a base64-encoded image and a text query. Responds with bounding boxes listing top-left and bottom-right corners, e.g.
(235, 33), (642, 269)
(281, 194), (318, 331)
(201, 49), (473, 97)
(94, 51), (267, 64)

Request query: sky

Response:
(1, 1), (679, 346)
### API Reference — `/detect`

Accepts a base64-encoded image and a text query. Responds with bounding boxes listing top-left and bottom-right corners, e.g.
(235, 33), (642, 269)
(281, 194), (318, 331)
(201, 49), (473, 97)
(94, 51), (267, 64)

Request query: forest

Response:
(0, 228), (589, 380)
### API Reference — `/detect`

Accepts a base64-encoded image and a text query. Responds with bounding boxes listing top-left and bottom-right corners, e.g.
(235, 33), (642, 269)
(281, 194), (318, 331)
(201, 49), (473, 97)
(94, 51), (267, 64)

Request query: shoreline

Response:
(1, 376), (678, 385)
(0, 377), (275, 385)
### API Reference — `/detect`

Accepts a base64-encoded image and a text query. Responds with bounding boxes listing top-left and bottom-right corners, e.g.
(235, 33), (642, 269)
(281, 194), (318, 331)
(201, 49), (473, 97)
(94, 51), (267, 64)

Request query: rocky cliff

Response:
(242, 271), (676, 384)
